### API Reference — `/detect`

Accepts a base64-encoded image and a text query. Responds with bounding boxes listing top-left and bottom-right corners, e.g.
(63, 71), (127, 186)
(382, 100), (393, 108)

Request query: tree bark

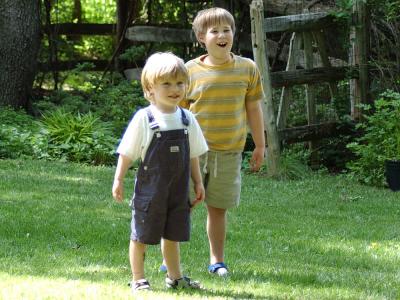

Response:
(0, 0), (41, 109)
(73, 0), (82, 23)
(213, 0), (232, 11)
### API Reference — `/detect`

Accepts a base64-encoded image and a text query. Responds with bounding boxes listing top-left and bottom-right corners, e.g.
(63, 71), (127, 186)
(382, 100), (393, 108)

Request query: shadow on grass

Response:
(144, 286), (274, 300)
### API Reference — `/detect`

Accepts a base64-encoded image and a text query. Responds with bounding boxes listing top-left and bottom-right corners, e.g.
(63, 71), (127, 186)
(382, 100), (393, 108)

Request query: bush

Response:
(0, 126), (33, 159)
(0, 106), (36, 127)
(273, 145), (312, 180)
(33, 77), (147, 137)
(316, 117), (358, 173)
(33, 88), (91, 115)
(119, 45), (146, 63)
(346, 90), (400, 186)
(38, 109), (118, 165)
(89, 80), (147, 135)
(0, 107), (37, 159)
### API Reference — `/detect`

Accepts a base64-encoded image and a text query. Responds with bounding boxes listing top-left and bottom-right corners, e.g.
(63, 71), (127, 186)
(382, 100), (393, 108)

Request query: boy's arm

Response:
(190, 157), (205, 208)
(246, 100), (265, 171)
(112, 154), (132, 202)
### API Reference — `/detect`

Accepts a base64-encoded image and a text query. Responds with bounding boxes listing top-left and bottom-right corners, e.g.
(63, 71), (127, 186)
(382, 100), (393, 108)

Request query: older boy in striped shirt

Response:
(181, 7), (265, 276)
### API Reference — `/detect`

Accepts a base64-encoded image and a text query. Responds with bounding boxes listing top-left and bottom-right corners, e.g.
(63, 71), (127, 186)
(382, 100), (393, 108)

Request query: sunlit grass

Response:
(1, 159), (400, 299)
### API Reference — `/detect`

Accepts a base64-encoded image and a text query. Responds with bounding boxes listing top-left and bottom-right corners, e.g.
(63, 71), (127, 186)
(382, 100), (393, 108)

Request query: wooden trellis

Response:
(250, 0), (370, 174)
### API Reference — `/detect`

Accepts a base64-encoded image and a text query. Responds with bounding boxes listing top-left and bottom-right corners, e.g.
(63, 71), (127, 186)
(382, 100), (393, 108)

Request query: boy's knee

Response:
(207, 205), (227, 216)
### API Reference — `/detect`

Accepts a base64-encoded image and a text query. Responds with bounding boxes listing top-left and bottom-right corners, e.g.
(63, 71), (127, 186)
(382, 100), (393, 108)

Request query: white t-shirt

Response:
(117, 104), (208, 162)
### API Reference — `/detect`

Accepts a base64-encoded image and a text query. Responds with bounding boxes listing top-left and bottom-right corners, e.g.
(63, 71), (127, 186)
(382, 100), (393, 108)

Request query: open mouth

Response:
(217, 42), (227, 48)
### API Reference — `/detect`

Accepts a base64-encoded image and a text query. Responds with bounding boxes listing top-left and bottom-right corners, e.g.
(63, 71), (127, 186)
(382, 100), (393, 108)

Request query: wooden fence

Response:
(250, 0), (370, 175)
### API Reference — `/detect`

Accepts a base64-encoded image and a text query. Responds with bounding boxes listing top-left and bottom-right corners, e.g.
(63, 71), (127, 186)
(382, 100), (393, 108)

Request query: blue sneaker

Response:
(208, 262), (228, 277)
(159, 264), (167, 273)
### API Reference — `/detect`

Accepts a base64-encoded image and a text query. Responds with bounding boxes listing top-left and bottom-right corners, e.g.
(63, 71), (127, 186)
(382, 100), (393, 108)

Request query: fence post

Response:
(250, 0), (281, 176)
(303, 31), (320, 169)
(350, 0), (370, 120)
(277, 32), (301, 130)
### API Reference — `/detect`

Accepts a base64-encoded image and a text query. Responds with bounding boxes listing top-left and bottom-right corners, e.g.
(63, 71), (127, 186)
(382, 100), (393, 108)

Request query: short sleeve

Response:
(116, 110), (146, 162)
(245, 60), (264, 103)
(187, 111), (208, 158)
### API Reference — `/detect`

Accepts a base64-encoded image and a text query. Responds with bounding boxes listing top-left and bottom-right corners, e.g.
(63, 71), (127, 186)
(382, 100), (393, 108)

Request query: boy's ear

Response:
(197, 32), (205, 43)
(144, 90), (153, 100)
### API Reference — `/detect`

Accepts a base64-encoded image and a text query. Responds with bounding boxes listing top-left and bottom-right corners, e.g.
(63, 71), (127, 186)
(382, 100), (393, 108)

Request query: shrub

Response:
(0, 107), (37, 159)
(346, 90), (400, 186)
(33, 90), (89, 115)
(89, 80), (147, 135)
(33, 78), (147, 137)
(118, 45), (146, 63)
(0, 126), (33, 159)
(272, 145), (312, 180)
(0, 106), (36, 127)
(38, 109), (117, 165)
(316, 117), (358, 173)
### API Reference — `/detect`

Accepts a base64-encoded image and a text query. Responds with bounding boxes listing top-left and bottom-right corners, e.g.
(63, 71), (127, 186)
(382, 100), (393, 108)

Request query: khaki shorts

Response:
(191, 151), (242, 209)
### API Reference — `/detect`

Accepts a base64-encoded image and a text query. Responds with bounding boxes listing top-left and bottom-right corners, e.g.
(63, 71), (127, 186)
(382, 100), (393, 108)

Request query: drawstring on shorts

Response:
(202, 152), (218, 178)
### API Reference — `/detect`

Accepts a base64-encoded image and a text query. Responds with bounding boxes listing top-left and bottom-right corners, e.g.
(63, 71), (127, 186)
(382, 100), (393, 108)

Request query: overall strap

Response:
(146, 106), (189, 129)
(180, 107), (189, 126)
(145, 107), (159, 130)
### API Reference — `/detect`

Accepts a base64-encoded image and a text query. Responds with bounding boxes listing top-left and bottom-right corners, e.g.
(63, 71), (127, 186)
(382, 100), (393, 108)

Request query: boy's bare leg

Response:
(206, 205), (227, 264)
(129, 240), (146, 281)
(160, 239), (167, 266)
(162, 238), (182, 280)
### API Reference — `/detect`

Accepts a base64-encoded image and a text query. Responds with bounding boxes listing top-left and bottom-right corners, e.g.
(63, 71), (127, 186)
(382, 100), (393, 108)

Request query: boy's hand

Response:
(250, 146), (265, 172)
(112, 179), (124, 203)
(191, 182), (205, 210)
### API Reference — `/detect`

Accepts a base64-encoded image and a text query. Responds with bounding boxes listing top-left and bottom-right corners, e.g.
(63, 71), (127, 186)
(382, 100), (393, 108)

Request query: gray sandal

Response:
(165, 276), (201, 289)
(131, 279), (150, 292)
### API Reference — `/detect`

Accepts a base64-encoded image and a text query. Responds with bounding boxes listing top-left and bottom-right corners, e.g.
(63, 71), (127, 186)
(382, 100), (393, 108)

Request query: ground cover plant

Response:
(347, 90), (400, 187)
(1, 159), (400, 299)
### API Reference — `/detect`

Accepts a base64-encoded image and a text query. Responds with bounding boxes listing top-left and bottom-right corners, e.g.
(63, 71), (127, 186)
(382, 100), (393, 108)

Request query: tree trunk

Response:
(213, 0), (232, 11)
(73, 0), (82, 23)
(0, 0), (41, 110)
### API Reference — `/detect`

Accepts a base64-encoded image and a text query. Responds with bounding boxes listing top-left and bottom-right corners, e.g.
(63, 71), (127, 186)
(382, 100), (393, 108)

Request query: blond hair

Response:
(192, 7), (236, 45)
(141, 52), (189, 101)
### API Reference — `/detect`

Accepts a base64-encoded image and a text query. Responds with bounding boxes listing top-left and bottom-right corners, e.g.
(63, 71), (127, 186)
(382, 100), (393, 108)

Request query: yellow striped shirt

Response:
(181, 54), (264, 151)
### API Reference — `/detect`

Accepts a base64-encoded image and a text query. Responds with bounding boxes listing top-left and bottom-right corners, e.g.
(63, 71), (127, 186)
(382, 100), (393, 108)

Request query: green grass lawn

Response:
(1, 159), (400, 299)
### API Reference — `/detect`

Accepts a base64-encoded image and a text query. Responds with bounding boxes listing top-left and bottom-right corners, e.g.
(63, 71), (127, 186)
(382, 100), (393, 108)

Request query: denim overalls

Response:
(130, 107), (191, 245)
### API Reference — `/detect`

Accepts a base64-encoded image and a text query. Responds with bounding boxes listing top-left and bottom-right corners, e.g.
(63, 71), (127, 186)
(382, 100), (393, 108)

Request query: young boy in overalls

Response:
(112, 52), (208, 293)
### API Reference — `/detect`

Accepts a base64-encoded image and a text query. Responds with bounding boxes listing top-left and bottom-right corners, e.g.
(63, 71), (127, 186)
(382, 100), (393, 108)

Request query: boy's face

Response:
(149, 76), (186, 113)
(199, 22), (233, 63)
